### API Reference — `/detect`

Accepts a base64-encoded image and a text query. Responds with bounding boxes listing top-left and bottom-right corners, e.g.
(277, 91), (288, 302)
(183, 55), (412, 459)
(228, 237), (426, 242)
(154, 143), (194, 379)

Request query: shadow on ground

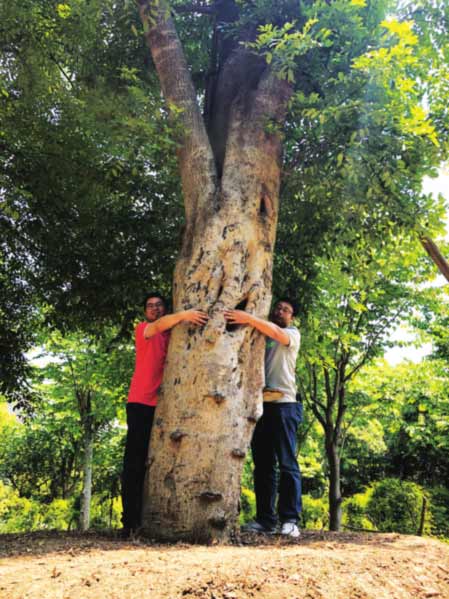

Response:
(0, 528), (402, 559)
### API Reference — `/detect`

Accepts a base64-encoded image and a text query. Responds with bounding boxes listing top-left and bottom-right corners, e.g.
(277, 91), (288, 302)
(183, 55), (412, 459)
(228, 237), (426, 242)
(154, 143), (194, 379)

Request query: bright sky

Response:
(384, 165), (449, 365)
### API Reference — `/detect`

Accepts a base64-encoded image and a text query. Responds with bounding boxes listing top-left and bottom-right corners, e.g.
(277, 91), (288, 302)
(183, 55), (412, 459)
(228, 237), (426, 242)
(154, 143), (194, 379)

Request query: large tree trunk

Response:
(142, 82), (289, 542)
(138, 1), (292, 541)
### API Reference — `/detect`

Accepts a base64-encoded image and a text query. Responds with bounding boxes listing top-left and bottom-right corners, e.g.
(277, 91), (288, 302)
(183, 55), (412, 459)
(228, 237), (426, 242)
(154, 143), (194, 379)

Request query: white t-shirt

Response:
(264, 326), (300, 403)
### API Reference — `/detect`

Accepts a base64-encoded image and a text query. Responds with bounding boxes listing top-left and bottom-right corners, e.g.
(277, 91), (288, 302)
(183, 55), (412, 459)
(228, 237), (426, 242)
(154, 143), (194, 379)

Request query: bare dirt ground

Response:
(1, 530), (449, 599)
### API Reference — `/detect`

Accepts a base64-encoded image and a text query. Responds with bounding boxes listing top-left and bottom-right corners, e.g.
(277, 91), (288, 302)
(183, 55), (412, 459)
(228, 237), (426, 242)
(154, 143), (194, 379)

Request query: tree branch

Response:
(251, 68), (293, 127)
(205, 46), (266, 174)
(420, 235), (449, 283)
(338, 411), (358, 458)
(48, 53), (75, 89)
(344, 305), (404, 381)
(323, 365), (333, 409)
(138, 0), (216, 223)
(301, 364), (327, 428)
(308, 397), (327, 430)
(310, 363), (327, 413)
(222, 67), (292, 194)
(334, 360), (347, 445)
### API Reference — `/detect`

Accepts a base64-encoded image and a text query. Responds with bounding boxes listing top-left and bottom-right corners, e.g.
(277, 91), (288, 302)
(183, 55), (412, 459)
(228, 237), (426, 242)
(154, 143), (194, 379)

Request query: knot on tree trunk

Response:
(199, 491), (223, 502)
(208, 515), (227, 530)
(170, 429), (188, 442)
(231, 449), (245, 459)
(205, 393), (226, 404)
(259, 184), (274, 218)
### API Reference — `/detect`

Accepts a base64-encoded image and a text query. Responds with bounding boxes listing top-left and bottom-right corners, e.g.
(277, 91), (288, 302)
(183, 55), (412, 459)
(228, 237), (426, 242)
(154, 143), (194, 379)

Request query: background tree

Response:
(0, 0), (181, 405)
(298, 229), (441, 530)
(0, 391), (126, 532)
(342, 349), (449, 537)
(32, 331), (132, 530)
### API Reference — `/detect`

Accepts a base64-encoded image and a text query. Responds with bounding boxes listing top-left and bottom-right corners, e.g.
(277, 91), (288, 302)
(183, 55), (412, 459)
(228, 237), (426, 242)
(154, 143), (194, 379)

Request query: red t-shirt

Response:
(127, 322), (170, 407)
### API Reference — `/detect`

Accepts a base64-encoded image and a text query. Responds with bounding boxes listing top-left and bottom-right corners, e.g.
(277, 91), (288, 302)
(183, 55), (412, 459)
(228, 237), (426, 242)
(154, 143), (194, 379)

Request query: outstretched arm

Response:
(145, 310), (209, 338)
(224, 310), (290, 346)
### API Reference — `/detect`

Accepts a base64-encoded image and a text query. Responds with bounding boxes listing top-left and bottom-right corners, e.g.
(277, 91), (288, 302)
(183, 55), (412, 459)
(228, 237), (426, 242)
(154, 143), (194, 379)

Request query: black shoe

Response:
(119, 527), (132, 539)
(241, 520), (277, 534)
(119, 526), (141, 539)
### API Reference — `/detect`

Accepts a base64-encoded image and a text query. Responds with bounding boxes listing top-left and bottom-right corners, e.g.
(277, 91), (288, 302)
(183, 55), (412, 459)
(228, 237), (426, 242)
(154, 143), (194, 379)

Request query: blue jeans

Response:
(251, 402), (302, 528)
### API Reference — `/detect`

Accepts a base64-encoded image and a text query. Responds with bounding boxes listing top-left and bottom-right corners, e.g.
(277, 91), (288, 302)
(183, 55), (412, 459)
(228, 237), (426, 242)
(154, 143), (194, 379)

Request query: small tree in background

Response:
(33, 332), (132, 530)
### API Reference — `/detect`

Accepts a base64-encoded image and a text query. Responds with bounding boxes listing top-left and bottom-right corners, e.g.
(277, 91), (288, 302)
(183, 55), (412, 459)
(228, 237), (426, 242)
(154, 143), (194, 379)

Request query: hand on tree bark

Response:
(181, 310), (209, 326)
(223, 309), (250, 325)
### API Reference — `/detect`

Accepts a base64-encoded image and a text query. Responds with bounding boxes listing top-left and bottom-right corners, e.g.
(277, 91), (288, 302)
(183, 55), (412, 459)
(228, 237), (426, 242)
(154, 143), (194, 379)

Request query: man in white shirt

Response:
(224, 297), (302, 537)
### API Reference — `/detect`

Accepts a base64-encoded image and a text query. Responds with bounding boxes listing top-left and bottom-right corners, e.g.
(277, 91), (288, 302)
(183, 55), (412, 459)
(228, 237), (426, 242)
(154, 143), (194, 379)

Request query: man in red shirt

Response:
(121, 292), (208, 535)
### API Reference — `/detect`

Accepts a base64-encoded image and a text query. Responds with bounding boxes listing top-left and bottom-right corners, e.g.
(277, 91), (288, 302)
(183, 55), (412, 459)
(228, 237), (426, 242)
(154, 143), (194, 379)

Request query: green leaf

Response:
(56, 3), (71, 19)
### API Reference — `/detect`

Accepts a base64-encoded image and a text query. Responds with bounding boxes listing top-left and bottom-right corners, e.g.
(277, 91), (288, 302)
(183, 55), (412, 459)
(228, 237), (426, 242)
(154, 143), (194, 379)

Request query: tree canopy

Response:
(2, 0), (448, 385)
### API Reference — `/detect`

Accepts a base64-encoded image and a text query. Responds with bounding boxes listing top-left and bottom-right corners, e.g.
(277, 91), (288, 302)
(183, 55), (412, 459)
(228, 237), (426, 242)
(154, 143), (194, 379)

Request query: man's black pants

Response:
(121, 402), (155, 530)
(251, 401), (302, 529)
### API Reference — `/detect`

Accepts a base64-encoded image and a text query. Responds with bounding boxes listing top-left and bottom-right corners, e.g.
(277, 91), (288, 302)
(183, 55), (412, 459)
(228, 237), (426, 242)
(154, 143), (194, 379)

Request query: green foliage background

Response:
(1, 0), (449, 535)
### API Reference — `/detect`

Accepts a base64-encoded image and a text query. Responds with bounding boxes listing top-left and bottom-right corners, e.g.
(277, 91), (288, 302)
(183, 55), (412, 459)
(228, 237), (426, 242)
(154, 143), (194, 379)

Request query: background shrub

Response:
(366, 478), (430, 534)
(239, 487), (256, 525)
(301, 495), (328, 530)
(342, 488), (376, 531)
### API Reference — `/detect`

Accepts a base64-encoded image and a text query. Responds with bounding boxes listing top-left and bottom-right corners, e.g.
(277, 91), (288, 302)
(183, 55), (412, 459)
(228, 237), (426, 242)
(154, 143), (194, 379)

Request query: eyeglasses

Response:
(146, 301), (164, 309)
(274, 305), (293, 315)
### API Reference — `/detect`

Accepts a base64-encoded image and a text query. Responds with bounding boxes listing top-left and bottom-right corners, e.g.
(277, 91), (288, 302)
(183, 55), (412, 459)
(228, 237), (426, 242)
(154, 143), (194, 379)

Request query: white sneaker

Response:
(280, 522), (300, 538)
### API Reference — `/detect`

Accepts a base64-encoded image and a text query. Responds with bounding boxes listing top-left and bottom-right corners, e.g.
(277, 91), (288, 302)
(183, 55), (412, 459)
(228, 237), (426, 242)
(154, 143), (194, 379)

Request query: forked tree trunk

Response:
(138, 1), (292, 541)
(143, 129), (285, 541)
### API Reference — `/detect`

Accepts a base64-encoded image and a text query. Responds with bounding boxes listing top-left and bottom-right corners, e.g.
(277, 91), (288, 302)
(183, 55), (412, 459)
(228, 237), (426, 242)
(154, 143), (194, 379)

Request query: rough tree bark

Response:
(138, 0), (292, 541)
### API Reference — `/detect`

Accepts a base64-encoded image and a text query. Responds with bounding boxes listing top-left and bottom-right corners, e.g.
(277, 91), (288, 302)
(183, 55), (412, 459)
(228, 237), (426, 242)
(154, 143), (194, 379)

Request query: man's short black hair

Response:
(275, 296), (299, 317)
(143, 292), (167, 310)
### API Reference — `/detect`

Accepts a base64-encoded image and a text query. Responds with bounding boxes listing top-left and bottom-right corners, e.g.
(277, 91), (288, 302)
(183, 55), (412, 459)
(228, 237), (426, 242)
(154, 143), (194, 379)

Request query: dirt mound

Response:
(0, 530), (448, 599)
